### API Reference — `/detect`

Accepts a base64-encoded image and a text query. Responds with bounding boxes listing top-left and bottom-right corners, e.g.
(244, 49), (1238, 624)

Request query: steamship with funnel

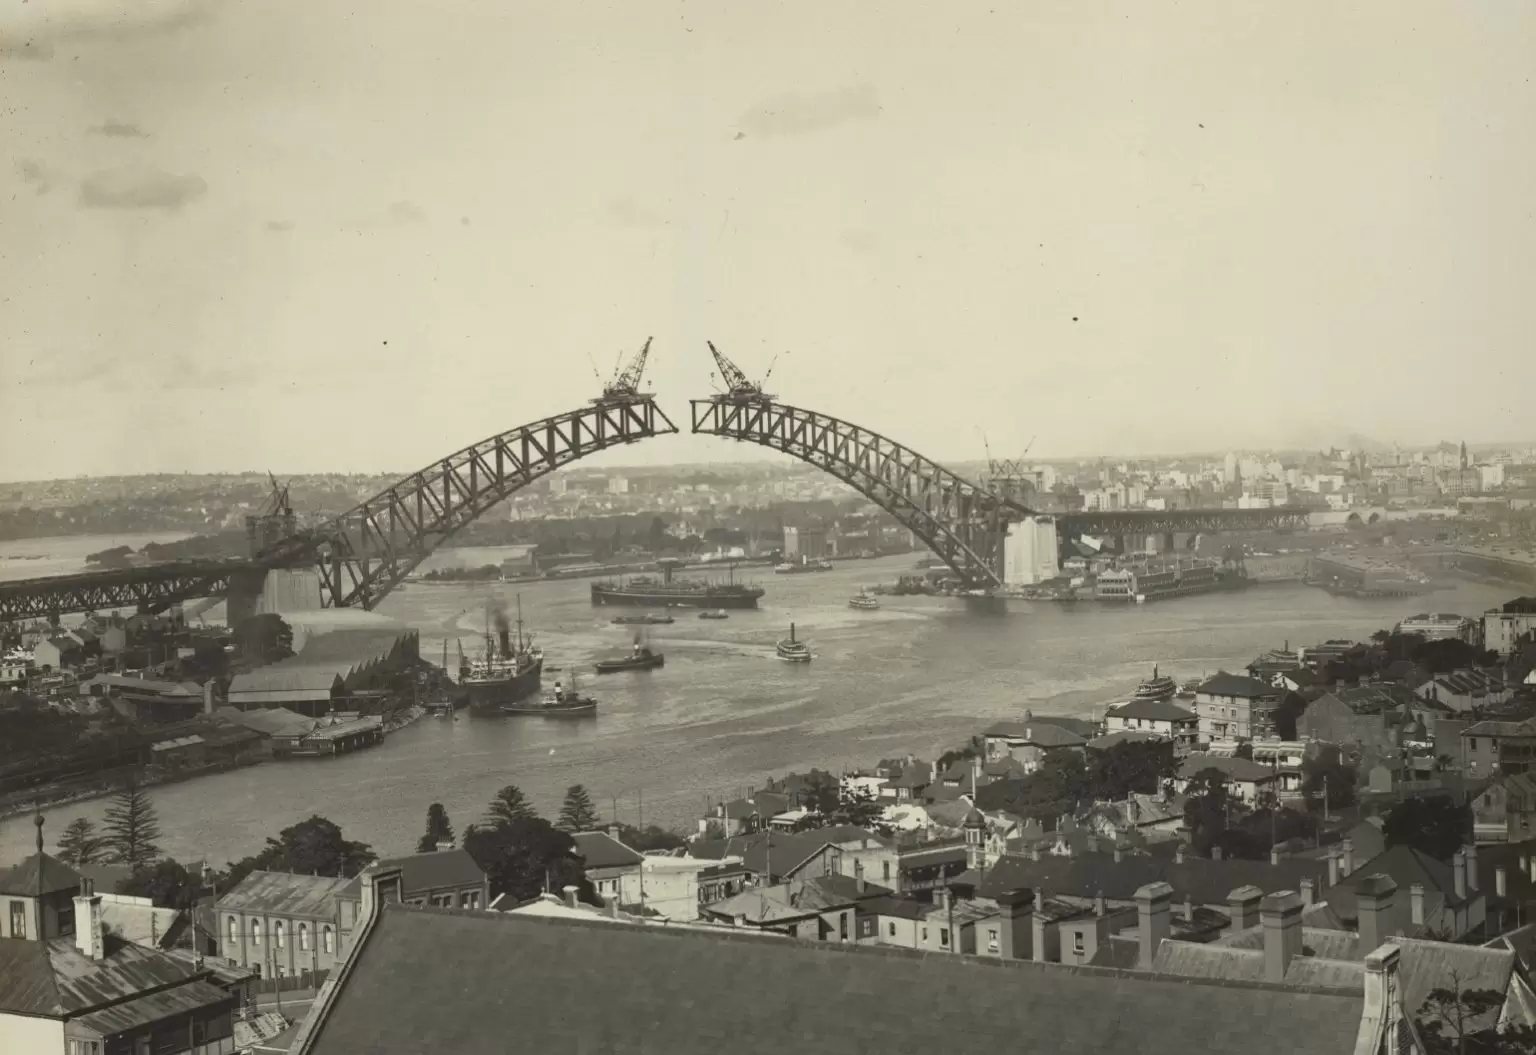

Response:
(591, 558), (764, 610)
(460, 599), (543, 713)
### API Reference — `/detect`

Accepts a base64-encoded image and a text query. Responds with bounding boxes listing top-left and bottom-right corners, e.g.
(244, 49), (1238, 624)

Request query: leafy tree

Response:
(484, 785), (537, 827)
(615, 824), (686, 853)
(118, 858), (198, 908)
(936, 736), (984, 773)
(1273, 692), (1309, 740)
(1383, 796), (1470, 861)
(103, 780), (162, 870)
(417, 803), (455, 853)
(222, 815), (374, 890)
(1301, 745), (1357, 810)
(1088, 739), (1177, 801)
(1182, 768), (1231, 857)
(57, 818), (105, 867)
(1416, 980), (1536, 1054)
(829, 785), (885, 830)
(462, 817), (593, 905)
(1235, 742), (1255, 760)
(557, 785), (600, 832)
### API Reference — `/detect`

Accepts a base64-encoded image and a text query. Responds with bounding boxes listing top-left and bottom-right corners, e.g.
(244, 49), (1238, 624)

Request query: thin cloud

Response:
(737, 85), (882, 138)
(79, 166), (207, 211)
(90, 120), (150, 139)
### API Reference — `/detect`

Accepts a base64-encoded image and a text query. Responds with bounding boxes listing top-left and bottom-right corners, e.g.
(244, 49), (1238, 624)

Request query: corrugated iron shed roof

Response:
(0, 852), (81, 897)
(217, 870), (352, 920)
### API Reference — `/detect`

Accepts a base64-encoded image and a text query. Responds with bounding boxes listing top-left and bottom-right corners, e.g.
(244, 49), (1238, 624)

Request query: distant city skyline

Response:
(3, 1), (1534, 481)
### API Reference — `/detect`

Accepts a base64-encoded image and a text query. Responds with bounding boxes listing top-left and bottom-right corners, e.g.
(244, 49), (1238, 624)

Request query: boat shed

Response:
(225, 623), (419, 717)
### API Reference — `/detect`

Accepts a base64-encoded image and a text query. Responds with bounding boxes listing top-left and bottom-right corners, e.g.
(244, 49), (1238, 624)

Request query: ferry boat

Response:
(1131, 666), (1178, 703)
(501, 673), (597, 717)
(699, 609), (729, 620)
(611, 613), (674, 626)
(776, 623), (812, 663)
(848, 589), (880, 611)
(594, 641), (665, 674)
(460, 599), (544, 713)
(592, 558), (764, 610)
(774, 559), (834, 574)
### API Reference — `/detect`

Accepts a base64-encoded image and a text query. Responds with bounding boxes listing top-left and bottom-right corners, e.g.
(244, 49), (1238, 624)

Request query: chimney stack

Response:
(1211, 846), (1223, 862)
(1361, 945), (1406, 1050)
(1094, 894), (1106, 917)
(1261, 891), (1304, 984)
(1453, 851), (1467, 900)
(996, 888), (1034, 961)
(1328, 850), (1341, 887)
(1497, 867), (1508, 899)
(1464, 845), (1479, 892)
(1175, 845), (1185, 864)
(854, 859), (866, 894)
(940, 886), (953, 914)
(1270, 846), (1282, 866)
(1135, 882), (1173, 970)
(608, 824), (621, 842)
(1356, 874), (1397, 957)
(1227, 886), (1263, 935)
(1409, 883), (1425, 926)
(1300, 878), (1316, 907)
(1032, 889), (1050, 963)
(73, 877), (104, 960)
(609, 899), (621, 919)
(563, 885), (580, 910)
(1341, 839), (1354, 877)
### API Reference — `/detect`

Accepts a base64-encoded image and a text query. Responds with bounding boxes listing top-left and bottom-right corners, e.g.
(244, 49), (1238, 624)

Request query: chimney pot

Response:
(608, 824), (621, 841)
(1453, 851), (1467, 900)
(1175, 845), (1185, 864)
(72, 882), (104, 960)
(1464, 844), (1479, 892)
(1300, 878), (1316, 906)
(1227, 885), (1264, 935)
(1409, 883), (1425, 926)
(1270, 847), (1282, 866)
(1341, 839), (1354, 876)
(1095, 894), (1106, 917)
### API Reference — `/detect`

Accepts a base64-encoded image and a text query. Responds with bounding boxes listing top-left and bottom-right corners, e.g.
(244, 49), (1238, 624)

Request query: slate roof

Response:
(337, 850), (486, 901)
(706, 875), (891, 924)
(1107, 699), (1199, 723)
(984, 715), (1097, 741)
(1088, 730), (1167, 751)
(0, 851), (82, 897)
(1197, 672), (1282, 699)
(859, 895), (929, 920)
(572, 831), (646, 871)
(1322, 847), (1469, 919)
(1179, 754), (1279, 784)
(218, 870), (352, 920)
(292, 902), (1368, 1055)
(689, 832), (832, 879)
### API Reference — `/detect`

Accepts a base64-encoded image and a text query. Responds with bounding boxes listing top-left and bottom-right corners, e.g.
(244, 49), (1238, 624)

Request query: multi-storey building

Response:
(216, 871), (351, 982)
(1192, 672), (1281, 743)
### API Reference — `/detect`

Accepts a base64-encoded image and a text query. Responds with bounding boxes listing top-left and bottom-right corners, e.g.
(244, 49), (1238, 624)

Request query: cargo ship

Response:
(460, 599), (543, 713)
(591, 558), (764, 610)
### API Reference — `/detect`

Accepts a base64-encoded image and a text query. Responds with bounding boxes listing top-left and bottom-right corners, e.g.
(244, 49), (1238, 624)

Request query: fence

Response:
(251, 968), (329, 995)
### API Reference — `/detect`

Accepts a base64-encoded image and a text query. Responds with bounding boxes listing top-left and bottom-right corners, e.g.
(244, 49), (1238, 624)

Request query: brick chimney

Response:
(608, 824), (621, 842)
(1175, 844), (1185, 864)
(1300, 878), (1316, 907)
(1135, 882), (1173, 970)
(1260, 891), (1303, 983)
(562, 885), (580, 909)
(1328, 850), (1341, 887)
(1464, 845), (1479, 892)
(1358, 944), (1407, 1054)
(854, 859), (866, 894)
(1211, 846), (1223, 862)
(73, 877), (104, 960)
(1031, 889), (1052, 963)
(1409, 883), (1425, 926)
(1341, 838), (1354, 877)
(1453, 850), (1467, 900)
(1228, 886), (1263, 934)
(1356, 874), (1397, 956)
(995, 887), (1034, 961)
(939, 886), (953, 915)
(1497, 867), (1508, 898)
(1269, 846), (1282, 866)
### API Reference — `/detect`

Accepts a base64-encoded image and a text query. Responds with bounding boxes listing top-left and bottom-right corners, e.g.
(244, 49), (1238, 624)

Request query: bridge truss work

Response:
(0, 560), (251, 623)
(691, 398), (1028, 590)
(266, 395), (678, 611)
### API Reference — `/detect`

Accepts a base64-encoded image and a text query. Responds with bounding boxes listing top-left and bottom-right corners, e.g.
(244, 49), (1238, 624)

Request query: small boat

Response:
(611, 614), (674, 626)
(698, 609), (729, 620)
(502, 673), (598, 717)
(848, 589), (880, 611)
(776, 622), (812, 663)
(595, 642), (665, 674)
(1132, 665), (1178, 703)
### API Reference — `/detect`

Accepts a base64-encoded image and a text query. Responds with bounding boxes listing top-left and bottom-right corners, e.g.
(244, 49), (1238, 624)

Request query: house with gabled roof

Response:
(282, 866), (1409, 1055)
(1473, 773), (1536, 844)
(701, 872), (890, 943)
(1193, 671), (1283, 743)
(216, 870), (354, 981)
(571, 828), (645, 905)
(1104, 697), (1200, 751)
(980, 715), (1088, 774)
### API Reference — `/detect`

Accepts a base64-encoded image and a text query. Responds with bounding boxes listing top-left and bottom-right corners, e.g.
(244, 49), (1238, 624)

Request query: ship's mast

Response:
(516, 594), (526, 653)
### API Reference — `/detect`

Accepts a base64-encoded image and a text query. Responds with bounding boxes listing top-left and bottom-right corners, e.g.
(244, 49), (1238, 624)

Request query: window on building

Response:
(882, 861), (891, 881)
(939, 927), (950, 947)
(839, 914), (849, 941)
(888, 922), (896, 937)
(461, 891), (480, 910)
(228, 917), (238, 946)
(67, 1040), (101, 1055)
(1470, 738), (1480, 751)
(322, 926), (334, 954)
(987, 928), (999, 953)
(251, 921), (261, 945)
(274, 920), (285, 948)
(299, 923), (310, 951)
(135, 1037), (151, 1055)
(9, 899), (25, 939)
(921, 926), (928, 942)
(1074, 932), (1086, 955)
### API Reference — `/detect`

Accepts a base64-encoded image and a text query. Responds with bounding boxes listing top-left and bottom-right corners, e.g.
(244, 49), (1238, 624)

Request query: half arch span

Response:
(264, 398), (678, 609)
(690, 398), (1031, 589)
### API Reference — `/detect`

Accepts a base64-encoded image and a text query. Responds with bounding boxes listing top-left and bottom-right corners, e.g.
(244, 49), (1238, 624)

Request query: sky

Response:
(2, 0), (1534, 483)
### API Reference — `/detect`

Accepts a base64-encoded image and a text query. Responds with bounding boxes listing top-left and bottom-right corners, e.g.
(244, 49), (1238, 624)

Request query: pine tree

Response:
(417, 803), (456, 853)
(484, 785), (536, 828)
(57, 818), (104, 867)
(103, 781), (162, 870)
(557, 785), (599, 832)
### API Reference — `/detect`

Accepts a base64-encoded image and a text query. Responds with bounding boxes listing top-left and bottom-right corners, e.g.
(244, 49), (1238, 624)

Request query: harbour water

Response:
(0, 551), (1516, 867)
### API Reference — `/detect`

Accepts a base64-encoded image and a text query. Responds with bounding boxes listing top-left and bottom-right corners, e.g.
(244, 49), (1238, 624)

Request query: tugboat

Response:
(595, 638), (665, 674)
(776, 622), (812, 663)
(502, 672), (598, 717)
(460, 599), (544, 713)
(611, 613), (674, 626)
(1131, 666), (1178, 703)
(698, 609), (729, 620)
(848, 588), (880, 611)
